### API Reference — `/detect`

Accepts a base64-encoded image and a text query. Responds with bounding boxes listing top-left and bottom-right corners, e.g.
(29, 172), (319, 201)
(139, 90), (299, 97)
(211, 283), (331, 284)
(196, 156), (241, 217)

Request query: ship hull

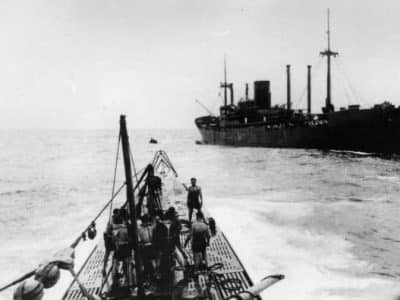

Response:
(196, 108), (400, 154)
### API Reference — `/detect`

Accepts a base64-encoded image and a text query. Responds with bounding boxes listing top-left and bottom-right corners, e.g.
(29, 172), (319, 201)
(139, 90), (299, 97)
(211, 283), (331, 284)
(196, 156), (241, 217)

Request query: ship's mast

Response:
(307, 65), (312, 114)
(222, 56), (228, 107)
(320, 8), (338, 113)
(220, 57), (235, 107)
(286, 65), (291, 110)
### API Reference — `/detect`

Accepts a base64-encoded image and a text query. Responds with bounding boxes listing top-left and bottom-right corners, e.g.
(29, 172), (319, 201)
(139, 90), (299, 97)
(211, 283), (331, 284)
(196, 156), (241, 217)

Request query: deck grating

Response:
(63, 177), (254, 300)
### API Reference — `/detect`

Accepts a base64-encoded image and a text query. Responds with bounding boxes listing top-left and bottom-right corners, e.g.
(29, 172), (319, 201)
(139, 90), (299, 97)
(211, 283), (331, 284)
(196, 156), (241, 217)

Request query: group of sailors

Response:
(102, 165), (211, 290)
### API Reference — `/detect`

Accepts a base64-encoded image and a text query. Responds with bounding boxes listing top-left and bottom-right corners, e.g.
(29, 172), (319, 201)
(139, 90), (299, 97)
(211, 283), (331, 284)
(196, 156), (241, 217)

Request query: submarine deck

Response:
(62, 178), (256, 300)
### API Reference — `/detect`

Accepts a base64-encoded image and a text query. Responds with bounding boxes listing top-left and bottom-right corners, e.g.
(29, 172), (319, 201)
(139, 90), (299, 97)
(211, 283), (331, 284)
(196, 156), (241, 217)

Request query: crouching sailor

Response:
(184, 211), (210, 269)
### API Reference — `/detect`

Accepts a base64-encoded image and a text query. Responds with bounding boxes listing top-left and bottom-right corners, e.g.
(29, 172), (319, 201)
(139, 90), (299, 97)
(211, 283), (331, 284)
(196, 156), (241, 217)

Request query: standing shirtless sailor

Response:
(102, 213), (131, 289)
(146, 165), (162, 216)
(183, 177), (203, 222)
(184, 211), (210, 268)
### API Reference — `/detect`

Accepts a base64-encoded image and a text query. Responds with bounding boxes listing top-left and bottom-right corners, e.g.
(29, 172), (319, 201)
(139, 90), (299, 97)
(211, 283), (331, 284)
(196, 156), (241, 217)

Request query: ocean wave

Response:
(382, 237), (400, 243)
(347, 231), (364, 238)
(0, 189), (37, 196)
(370, 271), (397, 278)
(348, 197), (366, 202)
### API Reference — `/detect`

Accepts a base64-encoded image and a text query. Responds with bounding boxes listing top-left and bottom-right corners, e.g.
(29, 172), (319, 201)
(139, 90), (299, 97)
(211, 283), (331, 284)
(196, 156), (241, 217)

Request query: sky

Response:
(1, 0), (400, 129)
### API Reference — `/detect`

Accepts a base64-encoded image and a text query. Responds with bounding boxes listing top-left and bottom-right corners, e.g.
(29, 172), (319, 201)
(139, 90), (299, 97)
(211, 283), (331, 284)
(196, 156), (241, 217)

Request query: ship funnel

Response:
(254, 81), (271, 109)
(286, 65), (291, 110)
(307, 65), (311, 114)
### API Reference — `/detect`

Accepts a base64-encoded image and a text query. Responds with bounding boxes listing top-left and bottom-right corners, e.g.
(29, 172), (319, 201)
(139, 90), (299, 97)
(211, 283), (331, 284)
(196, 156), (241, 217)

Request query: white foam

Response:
(208, 197), (400, 300)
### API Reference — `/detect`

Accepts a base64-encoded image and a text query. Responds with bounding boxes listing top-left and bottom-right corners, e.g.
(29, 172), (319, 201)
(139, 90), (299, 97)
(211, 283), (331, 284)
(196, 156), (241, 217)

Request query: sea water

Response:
(0, 129), (399, 300)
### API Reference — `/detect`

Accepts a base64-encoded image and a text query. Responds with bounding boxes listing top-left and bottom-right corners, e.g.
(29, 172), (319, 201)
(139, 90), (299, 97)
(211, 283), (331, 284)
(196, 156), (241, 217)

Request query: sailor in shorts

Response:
(185, 177), (203, 222)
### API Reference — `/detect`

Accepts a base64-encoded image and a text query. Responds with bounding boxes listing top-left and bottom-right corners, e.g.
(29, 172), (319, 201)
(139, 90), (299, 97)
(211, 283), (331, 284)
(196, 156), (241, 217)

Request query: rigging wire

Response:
(0, 149), (179, 293)
(70, 182), (126, 249)
(129, 146), (139, 184)
(1, 161), (149, 292)
(331, 60), (353, 107)
(109, 134), (121, 224)
(0, 143), (149, 292)
(0, 181), (126, 293)
(212, 92), (223, 112)
(293, 84), (308, 110)
(335, 57), (371, 107)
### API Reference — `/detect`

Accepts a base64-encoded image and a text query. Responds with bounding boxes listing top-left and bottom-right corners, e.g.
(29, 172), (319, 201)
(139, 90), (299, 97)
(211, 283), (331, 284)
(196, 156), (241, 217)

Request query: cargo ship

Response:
(195, 11), (400, 154)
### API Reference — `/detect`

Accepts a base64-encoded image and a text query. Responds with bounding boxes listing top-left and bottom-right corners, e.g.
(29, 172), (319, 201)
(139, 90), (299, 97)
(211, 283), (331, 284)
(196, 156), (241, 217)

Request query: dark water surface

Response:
(0, 129), (399, 299)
